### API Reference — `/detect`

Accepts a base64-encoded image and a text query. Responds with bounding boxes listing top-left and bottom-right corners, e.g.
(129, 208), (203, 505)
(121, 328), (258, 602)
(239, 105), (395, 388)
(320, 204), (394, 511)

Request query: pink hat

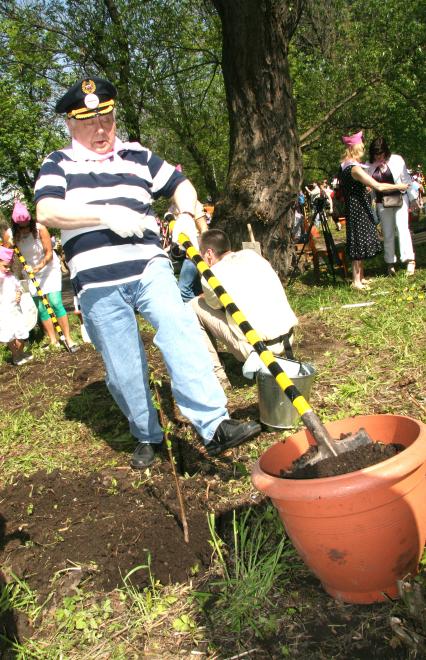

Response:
(341, 130), (363, 146)
(175, 164), (183, 172)
(12, 199), (31, 224)
(0, 246), (14, 263)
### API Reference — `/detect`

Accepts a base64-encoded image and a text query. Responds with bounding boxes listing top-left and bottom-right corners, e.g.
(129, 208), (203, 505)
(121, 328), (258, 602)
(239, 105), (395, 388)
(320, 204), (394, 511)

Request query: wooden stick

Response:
(406, 391), (426, 416)
(153, 382), (189, 544)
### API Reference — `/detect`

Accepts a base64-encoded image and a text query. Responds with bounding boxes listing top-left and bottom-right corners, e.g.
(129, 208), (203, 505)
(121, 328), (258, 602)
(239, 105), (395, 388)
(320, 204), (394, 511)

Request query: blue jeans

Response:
(80, 258), (228, 445)
(178, 259), (202, 302)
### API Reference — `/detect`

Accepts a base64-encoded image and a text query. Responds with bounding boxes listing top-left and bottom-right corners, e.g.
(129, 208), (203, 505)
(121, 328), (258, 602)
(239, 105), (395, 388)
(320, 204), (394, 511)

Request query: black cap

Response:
(55, 77), (117, 120)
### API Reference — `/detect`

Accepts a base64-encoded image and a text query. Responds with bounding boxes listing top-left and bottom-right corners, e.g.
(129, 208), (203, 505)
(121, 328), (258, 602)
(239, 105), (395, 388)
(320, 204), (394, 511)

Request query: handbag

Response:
(382, 193), (403, 208)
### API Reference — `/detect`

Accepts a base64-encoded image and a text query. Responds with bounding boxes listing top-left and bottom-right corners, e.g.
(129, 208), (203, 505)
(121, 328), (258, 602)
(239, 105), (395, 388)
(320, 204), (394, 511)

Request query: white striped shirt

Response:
(34, 139), (185, 294)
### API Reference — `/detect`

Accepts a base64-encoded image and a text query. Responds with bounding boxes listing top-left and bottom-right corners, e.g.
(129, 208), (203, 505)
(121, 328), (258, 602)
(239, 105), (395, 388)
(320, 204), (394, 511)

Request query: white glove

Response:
(100, 205), (150, 239)
(171, 213), (199, 249)
(242, 351), (303, 379)
(242, 351), (268, 379)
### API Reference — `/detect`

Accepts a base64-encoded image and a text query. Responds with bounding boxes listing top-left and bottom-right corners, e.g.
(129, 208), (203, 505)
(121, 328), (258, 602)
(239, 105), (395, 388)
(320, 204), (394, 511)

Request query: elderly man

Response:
(34, 77), (260, 467)
(191, 229), (298, 389)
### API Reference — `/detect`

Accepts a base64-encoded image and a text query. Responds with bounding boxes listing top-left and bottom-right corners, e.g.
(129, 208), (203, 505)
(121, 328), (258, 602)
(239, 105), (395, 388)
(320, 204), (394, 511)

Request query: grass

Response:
(0, 562), (202, 658)
(0, 405), (109, 482)
(287, 243), (426, 418)
(197, 506), (300, 641)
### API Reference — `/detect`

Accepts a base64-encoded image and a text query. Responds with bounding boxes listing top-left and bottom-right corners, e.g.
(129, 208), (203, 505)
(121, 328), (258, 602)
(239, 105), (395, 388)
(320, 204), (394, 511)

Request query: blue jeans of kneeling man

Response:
(178, 258), (202, 302)
(80, 257), (228, 445)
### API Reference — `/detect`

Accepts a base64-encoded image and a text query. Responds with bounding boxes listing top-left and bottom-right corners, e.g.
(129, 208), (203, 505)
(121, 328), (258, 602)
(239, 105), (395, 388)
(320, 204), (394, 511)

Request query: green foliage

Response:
(0, 0), (227, 202)
(55, 592), (113, 641)
(292, 0), (426, 181)
(286, 241), (426, 423)
(0, 9), (67, 203)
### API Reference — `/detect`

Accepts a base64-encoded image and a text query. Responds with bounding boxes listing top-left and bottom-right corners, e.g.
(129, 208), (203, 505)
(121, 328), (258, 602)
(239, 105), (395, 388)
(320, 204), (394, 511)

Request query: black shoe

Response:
(130, 443), (160, 469)
(206, 419), (262, 456)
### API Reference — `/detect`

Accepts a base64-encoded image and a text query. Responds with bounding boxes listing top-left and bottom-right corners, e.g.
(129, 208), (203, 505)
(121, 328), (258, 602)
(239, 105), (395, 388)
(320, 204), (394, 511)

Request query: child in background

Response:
(0, 246), (34, 366)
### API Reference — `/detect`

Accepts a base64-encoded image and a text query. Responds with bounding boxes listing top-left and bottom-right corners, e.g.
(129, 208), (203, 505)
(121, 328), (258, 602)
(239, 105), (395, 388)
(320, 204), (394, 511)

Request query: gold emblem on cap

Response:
(81, 79), (96, 95)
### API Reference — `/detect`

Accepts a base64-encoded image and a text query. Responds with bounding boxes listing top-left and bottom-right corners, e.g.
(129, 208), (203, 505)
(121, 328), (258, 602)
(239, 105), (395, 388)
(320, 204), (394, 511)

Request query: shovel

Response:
(242, 223), (262, 255)
(171, 223), (373, 468)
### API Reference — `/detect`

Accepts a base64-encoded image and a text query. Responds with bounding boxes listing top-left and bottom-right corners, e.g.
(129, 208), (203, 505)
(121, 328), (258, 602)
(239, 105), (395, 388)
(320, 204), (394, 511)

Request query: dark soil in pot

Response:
(280, 442), (405, 479)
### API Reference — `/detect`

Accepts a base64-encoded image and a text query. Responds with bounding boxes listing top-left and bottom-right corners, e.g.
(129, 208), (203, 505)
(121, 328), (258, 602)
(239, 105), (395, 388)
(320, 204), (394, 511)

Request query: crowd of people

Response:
(296, 132), (422, 289)
(0, 75), (423, 470)
(0, 197), (78, 366)
(4, 199), (78, 349)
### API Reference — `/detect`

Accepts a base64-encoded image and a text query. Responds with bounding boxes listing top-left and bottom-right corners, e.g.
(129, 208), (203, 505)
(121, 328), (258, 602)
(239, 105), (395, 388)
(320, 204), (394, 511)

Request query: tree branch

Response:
(387, 83), (426, 117)
(300, 77), (380, 148)
(286, 0), (308, 40)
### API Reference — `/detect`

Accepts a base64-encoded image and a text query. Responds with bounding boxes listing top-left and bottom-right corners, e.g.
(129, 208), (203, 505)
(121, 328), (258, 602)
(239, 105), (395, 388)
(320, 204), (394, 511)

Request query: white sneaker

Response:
(13, 354), (34, 366)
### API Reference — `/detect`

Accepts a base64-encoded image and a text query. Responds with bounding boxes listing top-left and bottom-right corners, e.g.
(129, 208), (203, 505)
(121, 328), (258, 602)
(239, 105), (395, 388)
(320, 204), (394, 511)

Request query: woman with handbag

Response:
(368, 137), (416, 276)
(339, 131), (409, 289)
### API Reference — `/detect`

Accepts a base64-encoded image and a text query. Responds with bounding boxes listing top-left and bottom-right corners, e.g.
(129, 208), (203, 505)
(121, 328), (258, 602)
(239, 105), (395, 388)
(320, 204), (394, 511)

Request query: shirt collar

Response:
(69, 136), (144, 161)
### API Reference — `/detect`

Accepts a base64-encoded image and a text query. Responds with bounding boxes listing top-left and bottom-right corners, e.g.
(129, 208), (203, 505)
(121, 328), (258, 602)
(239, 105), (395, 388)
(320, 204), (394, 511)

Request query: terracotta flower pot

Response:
(252, 414), (426, 604)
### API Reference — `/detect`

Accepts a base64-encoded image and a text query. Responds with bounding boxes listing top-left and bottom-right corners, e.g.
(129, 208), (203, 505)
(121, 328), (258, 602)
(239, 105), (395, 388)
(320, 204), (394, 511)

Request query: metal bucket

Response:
(256, 359), (316, 430)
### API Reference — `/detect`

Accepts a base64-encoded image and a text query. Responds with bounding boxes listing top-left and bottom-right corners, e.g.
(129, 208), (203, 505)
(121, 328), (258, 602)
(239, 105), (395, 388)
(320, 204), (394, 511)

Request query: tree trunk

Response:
(211, 0), (304, 277)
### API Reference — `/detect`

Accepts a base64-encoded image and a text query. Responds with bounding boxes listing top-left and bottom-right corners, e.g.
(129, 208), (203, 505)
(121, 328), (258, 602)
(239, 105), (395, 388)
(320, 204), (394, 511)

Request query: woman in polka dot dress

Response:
(339, 131), (409, 289)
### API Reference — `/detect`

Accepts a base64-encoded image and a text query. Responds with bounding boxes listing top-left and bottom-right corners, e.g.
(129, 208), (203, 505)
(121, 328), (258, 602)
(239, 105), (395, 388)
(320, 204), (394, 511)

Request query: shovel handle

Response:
(170, 222), (335, 450)
(247, 223), (256, 243)
(13, 246), (71, 352)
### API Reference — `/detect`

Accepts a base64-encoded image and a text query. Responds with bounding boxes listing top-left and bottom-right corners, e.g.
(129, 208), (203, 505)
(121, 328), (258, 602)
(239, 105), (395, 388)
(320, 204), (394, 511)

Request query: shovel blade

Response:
(334, 427), (373, 454)
(293, 427), (374, 470)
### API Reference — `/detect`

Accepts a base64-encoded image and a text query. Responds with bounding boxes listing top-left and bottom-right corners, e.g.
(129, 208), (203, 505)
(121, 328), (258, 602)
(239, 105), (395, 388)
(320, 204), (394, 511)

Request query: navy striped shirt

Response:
(34, 140), (186, 294)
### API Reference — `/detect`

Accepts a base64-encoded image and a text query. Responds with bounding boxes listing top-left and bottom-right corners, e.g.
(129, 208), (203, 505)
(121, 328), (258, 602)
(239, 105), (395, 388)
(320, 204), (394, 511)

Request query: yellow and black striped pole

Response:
(13, 246), (71, 352)
(171, 223), (337, 456)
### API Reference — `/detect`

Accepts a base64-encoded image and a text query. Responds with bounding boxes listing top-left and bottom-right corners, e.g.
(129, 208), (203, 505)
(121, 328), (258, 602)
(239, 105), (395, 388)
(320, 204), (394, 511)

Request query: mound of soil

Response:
(283, 442), (405, 479)
(0, 466), (223, 599)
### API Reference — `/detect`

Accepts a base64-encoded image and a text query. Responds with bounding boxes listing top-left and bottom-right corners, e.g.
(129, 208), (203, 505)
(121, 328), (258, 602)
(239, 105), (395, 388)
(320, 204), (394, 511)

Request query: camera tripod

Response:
(288, 198), (346, 285)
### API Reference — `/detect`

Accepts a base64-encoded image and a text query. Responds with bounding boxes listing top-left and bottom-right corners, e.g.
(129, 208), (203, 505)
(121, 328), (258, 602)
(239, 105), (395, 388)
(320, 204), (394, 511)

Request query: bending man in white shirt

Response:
(191, 229), (298, 389)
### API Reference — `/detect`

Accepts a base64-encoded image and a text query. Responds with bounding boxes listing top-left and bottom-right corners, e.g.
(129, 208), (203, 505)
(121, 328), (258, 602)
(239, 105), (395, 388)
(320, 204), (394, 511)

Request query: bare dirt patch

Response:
(0, 466), (219, 597)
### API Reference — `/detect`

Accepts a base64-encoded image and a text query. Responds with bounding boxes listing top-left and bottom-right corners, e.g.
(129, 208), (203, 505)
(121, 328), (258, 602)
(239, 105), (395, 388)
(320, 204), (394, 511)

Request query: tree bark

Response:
(211, 0), (304, 277)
